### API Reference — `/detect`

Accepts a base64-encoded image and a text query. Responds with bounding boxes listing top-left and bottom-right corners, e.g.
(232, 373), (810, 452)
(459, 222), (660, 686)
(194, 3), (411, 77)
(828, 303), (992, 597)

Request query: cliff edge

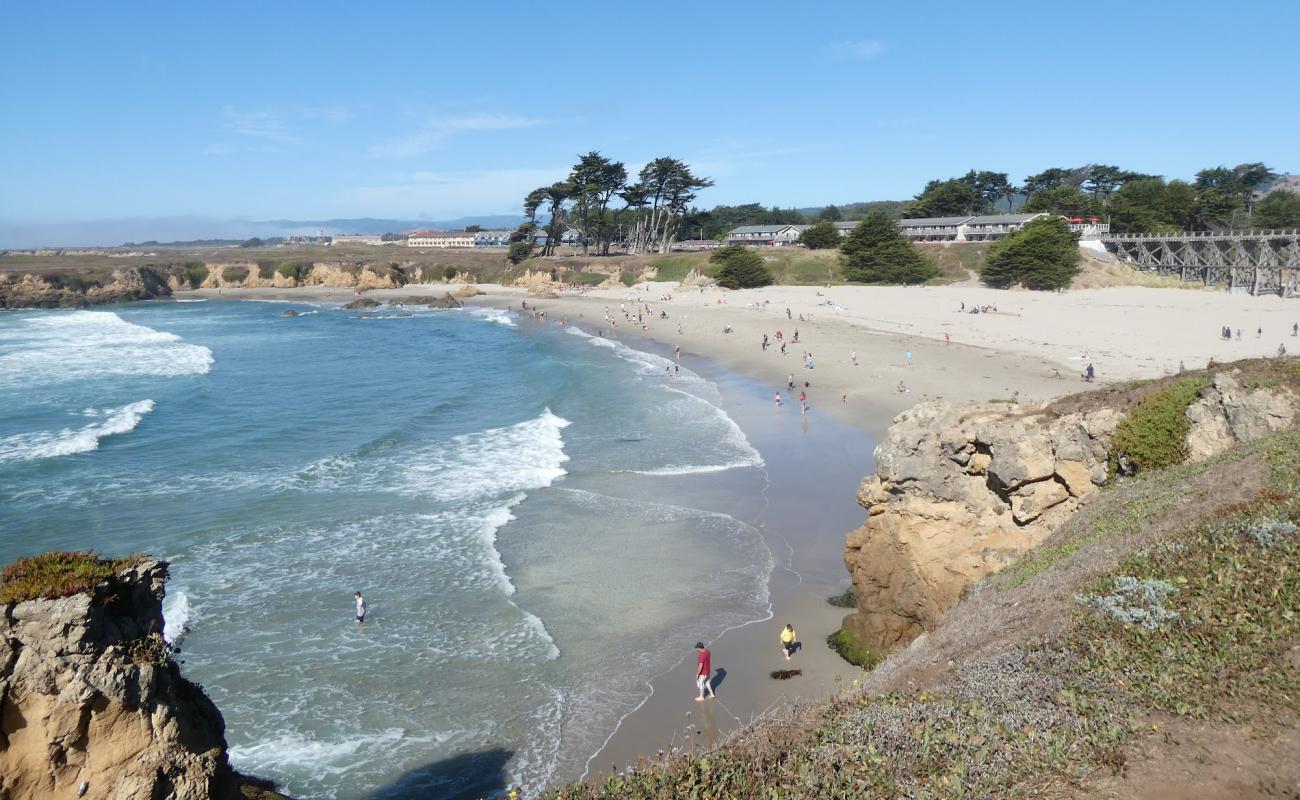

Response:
(841, 361), (1300, 659)
(0, 553), (283, 800)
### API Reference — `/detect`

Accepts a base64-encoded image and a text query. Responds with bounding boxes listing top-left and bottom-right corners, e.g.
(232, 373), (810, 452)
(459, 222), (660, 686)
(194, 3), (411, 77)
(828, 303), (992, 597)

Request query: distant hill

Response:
(262, 215), (526, 235)
(795, 200), (907, 220)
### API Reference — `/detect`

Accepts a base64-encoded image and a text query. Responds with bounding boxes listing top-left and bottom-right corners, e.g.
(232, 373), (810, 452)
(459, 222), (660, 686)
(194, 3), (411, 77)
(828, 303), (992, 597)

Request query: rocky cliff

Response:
(0, 267), (171, 308)
(0, 557), (278, 800)
(842, 365), (1300, 658)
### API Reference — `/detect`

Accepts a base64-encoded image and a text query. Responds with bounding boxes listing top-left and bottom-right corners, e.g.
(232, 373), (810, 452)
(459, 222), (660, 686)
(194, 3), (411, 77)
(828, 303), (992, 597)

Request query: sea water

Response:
(0, 301), (773, 799)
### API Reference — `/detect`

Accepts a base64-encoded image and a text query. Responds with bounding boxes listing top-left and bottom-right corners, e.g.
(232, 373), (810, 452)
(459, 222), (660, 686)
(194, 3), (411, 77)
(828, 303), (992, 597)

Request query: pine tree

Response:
(798, 220), (841, 250)
(710, 245), (773, 289)
(839, 211), (939, 284)
(980, 216), (1080, 290)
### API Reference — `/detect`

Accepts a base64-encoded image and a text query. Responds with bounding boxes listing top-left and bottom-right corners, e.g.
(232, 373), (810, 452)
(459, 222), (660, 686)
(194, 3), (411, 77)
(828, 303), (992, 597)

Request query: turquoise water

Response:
(0, 301), (774, 799)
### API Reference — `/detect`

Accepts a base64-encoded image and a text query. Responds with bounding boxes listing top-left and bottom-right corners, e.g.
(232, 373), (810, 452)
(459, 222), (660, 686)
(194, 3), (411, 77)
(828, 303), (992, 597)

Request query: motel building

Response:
(407, 231), (477, 249)
(328, 234), (386, 246)
(726, 213), (1054, 246)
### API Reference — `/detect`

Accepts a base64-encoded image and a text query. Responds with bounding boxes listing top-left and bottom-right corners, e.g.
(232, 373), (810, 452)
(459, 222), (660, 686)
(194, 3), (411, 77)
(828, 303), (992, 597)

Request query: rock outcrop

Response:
(0, 560), (265, 799)
(341, 297), (380, 309)
(0, 267), (171, 308)
(842, 402), (1118, 657)
(842, 366), (1300, 660)
(1185, 372), (1299, 461)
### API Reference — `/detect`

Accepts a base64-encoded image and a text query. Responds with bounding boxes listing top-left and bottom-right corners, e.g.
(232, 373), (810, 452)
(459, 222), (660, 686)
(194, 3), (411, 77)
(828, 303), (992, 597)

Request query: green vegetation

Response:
(256, 261), (276, 279)
(566, 271), (607, 287)
(618, 268), (637, 287)
(179, 262), (208, 289)
(980, 216), (1081, 290)
(239, 237), (263, 248)
(1256, 189), (1300, 228)
(0, 550), (144, 604)
(506, 241), (534, 265)
(276, 261), (311, 282)
(826, 625), (876, 668)
(839, 211), (939, 284)
(221, 266), (249, 283)
(443, 266), (458, 281)
(646, 254), (702, 283)
(796, 220), (841, 249)
(710, 244), (773, 289)
(127, 632), (171, 667)
(826, 589), (857, 608)
(1108, 376), (1208, 476)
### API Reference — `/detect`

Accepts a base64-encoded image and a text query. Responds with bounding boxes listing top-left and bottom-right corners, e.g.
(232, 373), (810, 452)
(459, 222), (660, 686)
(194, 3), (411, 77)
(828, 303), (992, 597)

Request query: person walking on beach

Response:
(694, 642), (716, 701)
(850, 351), (858, 366)
(774, 391), (782, 407)
(905, 351), (913, 367)
(780, 624), (797, 660)
(1084, 363), (1095, 383)
(354, 591), (366, 624)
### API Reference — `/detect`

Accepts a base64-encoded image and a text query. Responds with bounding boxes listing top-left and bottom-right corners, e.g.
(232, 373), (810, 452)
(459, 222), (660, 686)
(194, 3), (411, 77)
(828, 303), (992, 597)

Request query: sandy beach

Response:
(180, 282), (1300, 788)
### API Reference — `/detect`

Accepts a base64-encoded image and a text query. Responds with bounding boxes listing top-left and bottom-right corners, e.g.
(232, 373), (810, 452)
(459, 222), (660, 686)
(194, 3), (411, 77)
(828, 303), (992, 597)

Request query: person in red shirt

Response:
(694, 642), (716, 701)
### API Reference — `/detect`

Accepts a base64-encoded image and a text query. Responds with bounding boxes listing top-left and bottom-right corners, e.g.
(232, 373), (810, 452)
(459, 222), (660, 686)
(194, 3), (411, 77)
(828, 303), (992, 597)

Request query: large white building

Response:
(725, 213), (1052, 246)
(407, 231), (476, 248)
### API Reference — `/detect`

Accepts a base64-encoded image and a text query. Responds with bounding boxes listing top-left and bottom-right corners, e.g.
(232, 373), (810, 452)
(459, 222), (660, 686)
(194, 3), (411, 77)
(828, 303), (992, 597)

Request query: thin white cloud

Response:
(221, 108), (301, 145)
(344, 167), (566, 215)
(206, 106), (353, 155)
(828, 39), (885, 60)
(367, 114), (544, 159)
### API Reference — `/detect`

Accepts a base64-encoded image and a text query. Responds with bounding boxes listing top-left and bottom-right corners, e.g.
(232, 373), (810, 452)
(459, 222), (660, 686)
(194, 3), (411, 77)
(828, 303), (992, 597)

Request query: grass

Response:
(566, 271), (608, 287)
(647, 254), (706, 282)
(0, 550), (145, 604)
(1108, 376), (1209, 476)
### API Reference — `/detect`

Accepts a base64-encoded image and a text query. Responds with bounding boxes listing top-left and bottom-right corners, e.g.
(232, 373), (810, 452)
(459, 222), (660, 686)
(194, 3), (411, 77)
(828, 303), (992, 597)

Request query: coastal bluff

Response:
(842, 365), (1300, 657)
(0, 556), (283, 800)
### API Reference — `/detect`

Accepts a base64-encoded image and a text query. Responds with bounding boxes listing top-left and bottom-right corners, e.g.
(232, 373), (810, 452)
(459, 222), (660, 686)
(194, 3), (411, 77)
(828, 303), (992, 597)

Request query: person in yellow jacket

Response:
(779, 623), (798, 660)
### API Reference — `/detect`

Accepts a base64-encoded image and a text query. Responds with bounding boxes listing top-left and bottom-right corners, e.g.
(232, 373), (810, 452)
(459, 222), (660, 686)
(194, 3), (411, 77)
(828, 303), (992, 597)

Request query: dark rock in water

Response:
(342, 297), (381, 309)
(769, 669), (803, 680)
(281, 309), (301, 317)
(384, 292), (464, 309)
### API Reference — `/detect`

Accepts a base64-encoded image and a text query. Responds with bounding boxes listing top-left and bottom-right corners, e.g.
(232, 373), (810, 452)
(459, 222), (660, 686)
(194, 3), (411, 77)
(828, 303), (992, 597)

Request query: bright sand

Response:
(181, 282), (1299, 786)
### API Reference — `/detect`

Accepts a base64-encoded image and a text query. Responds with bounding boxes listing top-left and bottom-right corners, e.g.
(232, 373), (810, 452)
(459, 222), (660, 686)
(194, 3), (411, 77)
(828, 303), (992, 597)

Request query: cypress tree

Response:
(980, 216), (1080, 290)
(710, 244), (774, 289)
(840, 211), (939, 284)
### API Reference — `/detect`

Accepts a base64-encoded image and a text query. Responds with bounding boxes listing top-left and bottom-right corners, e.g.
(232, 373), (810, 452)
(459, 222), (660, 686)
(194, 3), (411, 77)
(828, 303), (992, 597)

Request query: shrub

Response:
(277, 261), (310, 282)
(980, 216), (1081, 290)
(180, 262), (208, 289)
(618, 269), (637, 287)
(443, 266), (458, 281)
(710, 244), (773, 289)
(257, 261), (277, 279)
(0, 551), (144, 604)
(840, 211), (939, 284)
(797, 220), (841, 249)
(826, 625), (876, 668)
(647, 254), (702, 283)
(826, 589), (857, 608)
(1109, 377), (1207, 476)
(567, 271), (607, 286)
(221, 266), (249, 283)
(507, 241), (535, 264)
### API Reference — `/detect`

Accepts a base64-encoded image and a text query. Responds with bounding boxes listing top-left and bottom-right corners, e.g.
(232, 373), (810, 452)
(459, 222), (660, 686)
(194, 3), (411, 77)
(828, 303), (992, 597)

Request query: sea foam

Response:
(0, 310), (213, 385)
(0, 399), (155, 463)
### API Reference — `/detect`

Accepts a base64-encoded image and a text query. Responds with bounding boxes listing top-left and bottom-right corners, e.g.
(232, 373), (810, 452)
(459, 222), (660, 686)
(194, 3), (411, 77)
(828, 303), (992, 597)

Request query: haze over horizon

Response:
(2, 0), (1297, 247)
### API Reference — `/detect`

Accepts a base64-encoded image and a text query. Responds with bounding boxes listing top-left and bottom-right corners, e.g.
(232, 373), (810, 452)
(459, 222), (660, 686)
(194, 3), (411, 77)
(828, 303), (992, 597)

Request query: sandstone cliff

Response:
(0, 557), (280, 800)
(0, 267), (171, 308)
(842, 364), (1300, 658)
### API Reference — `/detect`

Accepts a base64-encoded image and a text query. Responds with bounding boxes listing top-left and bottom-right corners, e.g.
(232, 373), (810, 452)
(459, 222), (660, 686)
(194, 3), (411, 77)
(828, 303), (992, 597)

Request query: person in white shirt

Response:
(354, 591), (366, 624)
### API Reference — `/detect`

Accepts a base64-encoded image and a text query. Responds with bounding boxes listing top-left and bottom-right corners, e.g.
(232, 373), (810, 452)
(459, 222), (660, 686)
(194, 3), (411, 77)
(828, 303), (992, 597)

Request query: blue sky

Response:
(2, 0), (1297, 242)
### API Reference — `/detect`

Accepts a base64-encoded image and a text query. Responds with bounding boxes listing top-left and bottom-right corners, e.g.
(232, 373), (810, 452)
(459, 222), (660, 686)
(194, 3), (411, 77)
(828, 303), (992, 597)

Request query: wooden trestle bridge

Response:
(1101, 229), (1300, 297)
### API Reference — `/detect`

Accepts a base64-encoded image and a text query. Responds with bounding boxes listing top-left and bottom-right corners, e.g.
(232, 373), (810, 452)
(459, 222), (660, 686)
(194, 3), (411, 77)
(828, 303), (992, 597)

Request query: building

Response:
(329, 234), (385, 246)
(724, 224), (803, 246)
(959, 213), (1048, 242)
(473, 230), (512, 248)
(531, 228), (584, 248)
(407, 231), (476, 248)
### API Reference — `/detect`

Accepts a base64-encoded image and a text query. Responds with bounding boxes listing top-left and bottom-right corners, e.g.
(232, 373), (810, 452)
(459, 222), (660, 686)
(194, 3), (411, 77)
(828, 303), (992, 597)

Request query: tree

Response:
(464, 225), (482, 233)
(567, 151), (628, 255)
(902, 179), (978, 218)
(840, 211), (939, 284)
(1254, 190), (1300, 228)
(1083, 165), (1124, 200)
(972, 171), (1011, 213)
(1022, 185), (1099, 218)
(818, 204), (843, 222)
(240, 237), (263, 248)
(537, 181), (572, 256)
(798, 220), (841, 249)
(506, 241), (534, 264)
(710, 245), (773, 289)
(1022, 167), (1073, 198)
(980, 216), (1080, 290)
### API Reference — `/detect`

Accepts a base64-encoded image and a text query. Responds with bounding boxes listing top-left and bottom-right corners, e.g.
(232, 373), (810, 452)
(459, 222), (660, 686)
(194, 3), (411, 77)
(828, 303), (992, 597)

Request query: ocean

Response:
(0, 300), (776, 799)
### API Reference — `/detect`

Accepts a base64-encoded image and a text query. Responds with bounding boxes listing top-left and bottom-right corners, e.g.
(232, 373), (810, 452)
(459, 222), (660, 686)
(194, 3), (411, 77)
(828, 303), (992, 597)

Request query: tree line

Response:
(508, 153), (713, 263)
(903, 163), (1299, 232)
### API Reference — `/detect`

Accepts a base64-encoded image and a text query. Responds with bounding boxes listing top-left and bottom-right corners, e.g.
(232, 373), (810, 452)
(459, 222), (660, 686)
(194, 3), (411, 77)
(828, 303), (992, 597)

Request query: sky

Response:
(2, 0), (1298, 245)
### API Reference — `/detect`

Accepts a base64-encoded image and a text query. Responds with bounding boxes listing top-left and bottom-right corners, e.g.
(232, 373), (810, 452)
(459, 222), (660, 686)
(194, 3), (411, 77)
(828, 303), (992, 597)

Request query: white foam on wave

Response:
(0, 310), (213, 385)
(567, 326), (765, 475)
(467, 307), (516, 326)
(162, 590), (191, 644)
(0, 399), (155, 463)
(230, 727), (418, 776)
(403, 409), (572, 502)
